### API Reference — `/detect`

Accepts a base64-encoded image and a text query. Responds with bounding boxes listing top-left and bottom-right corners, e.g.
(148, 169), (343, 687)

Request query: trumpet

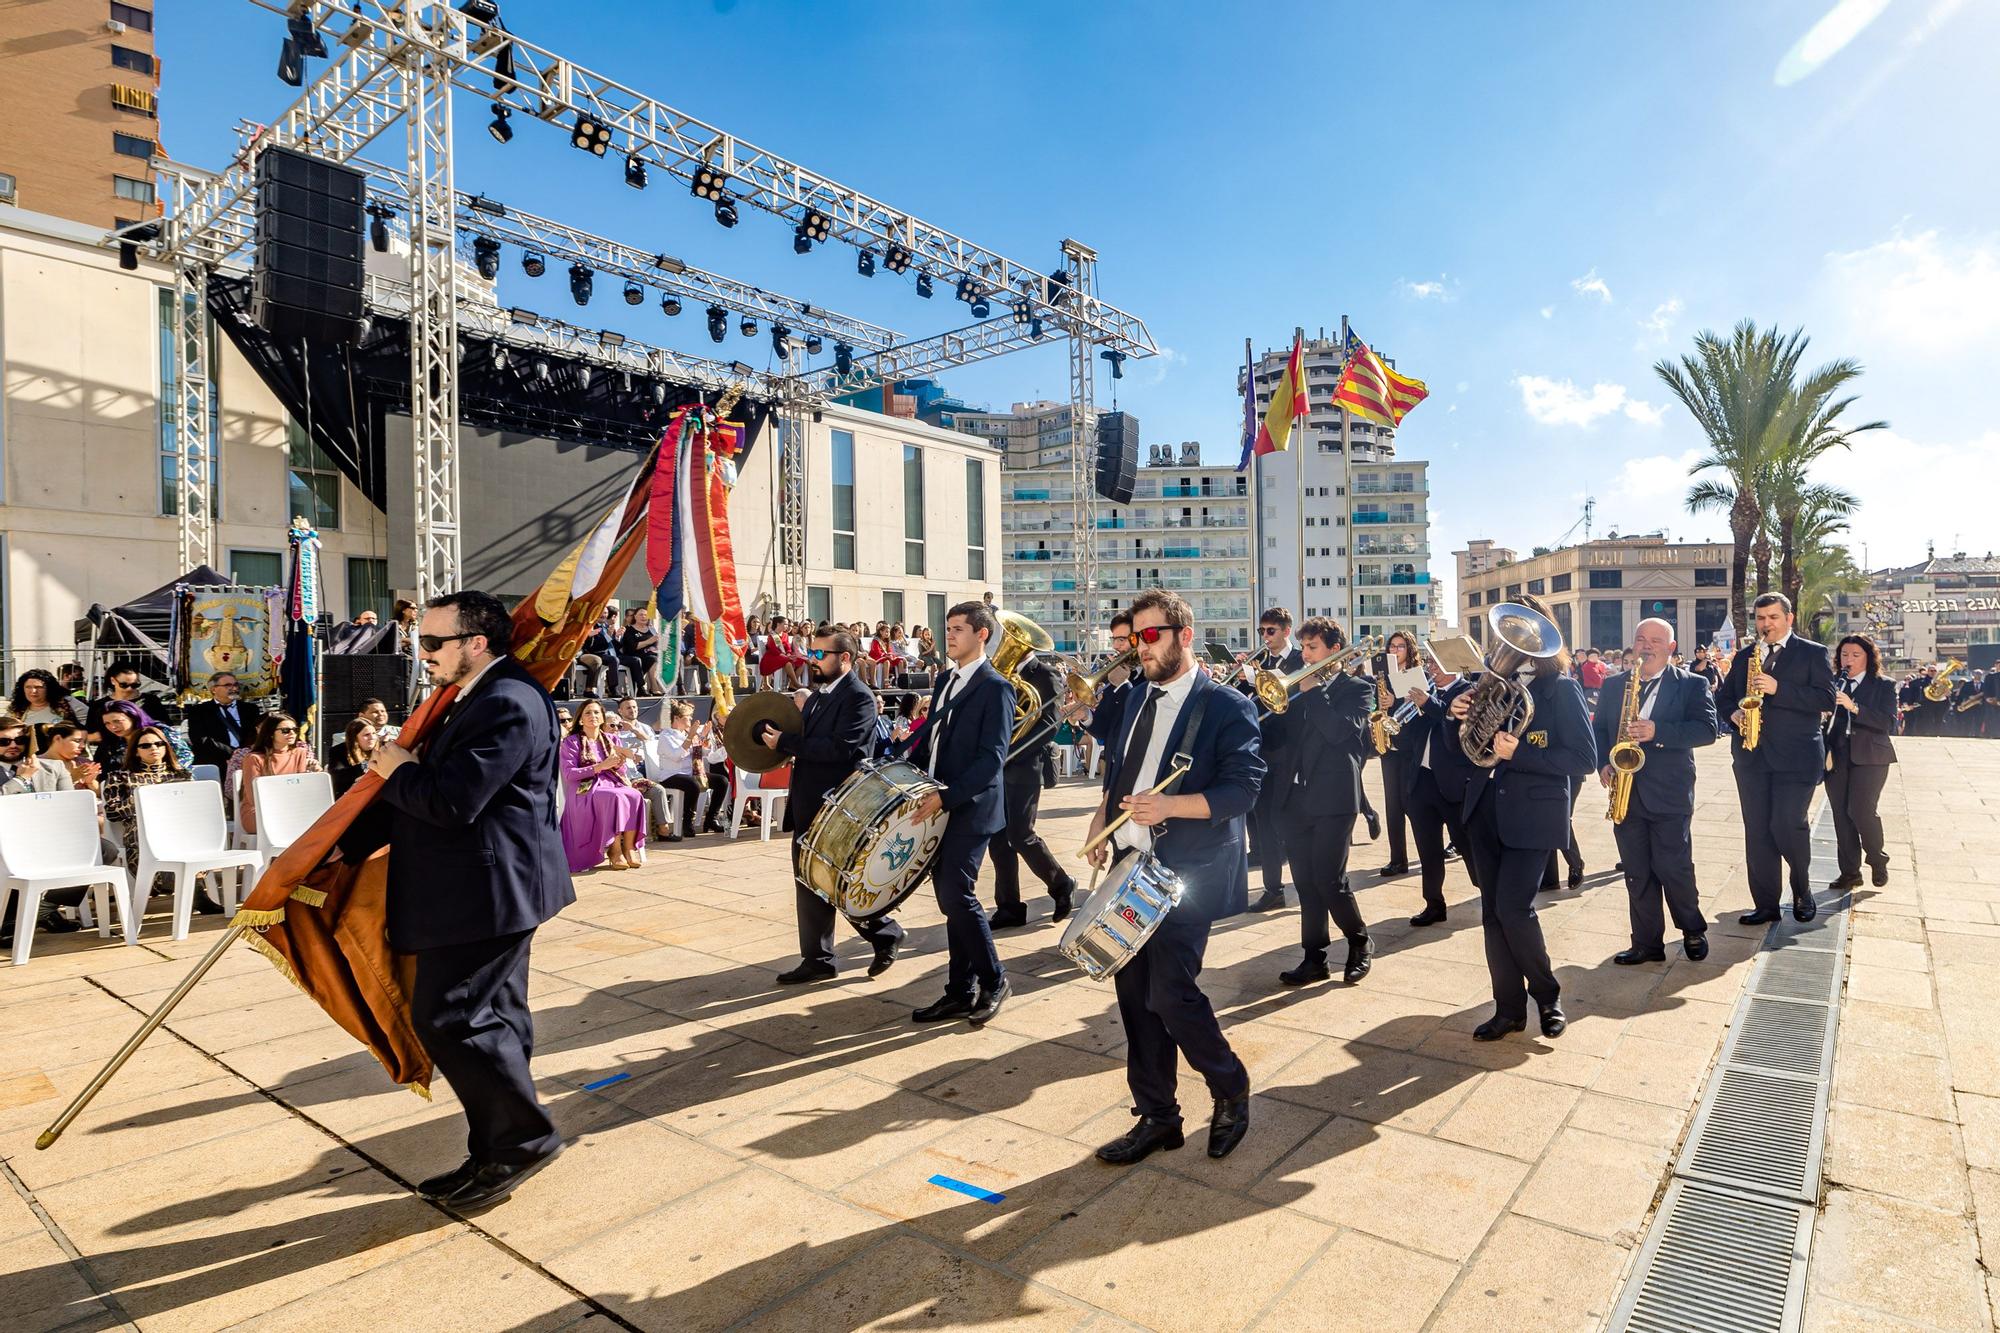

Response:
(1254, 637), (1381, 715)
(1066, 645), (1137, 709)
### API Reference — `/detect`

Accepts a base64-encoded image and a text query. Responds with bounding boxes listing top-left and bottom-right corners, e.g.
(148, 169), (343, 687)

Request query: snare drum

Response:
(795, 759), (947, 922)
(1058, 847), (1184, 981)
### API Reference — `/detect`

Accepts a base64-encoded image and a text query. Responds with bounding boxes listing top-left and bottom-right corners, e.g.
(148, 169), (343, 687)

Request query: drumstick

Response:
(1079, 761), (1192, 861)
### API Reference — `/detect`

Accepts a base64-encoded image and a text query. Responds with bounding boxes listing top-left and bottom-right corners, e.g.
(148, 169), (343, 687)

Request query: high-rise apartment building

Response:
(0, 1), (164, 230)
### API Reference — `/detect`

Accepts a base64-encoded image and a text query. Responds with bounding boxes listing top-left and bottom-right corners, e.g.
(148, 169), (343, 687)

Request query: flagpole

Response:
(1294, 326), (1306, 625)
(1246, 336), (1262, 630)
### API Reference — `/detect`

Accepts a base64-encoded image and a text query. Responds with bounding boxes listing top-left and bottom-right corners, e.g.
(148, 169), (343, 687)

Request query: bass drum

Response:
(795, 759), (947, 922)
(1058, 847), (1184, 981)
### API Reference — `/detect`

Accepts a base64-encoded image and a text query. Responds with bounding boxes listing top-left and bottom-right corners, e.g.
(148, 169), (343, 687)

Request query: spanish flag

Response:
(1254, 331), (1310, 457)
(1331, 329), (1429, 427)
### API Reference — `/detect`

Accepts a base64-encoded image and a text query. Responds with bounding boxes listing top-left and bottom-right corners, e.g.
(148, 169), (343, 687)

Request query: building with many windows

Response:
(1832, 554), (2000, 668)
(1452, 535), (1737, 654)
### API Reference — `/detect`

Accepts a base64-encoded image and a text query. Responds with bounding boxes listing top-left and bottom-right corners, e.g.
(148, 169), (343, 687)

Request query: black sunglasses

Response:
(1133, 624), (1187, 645)
(1261, 626), (1284, 635)
(418, 633), (475, 652)
(275, 726), (298, 734)
(0, 735), (26, 747)
(135, 740), (167, 749)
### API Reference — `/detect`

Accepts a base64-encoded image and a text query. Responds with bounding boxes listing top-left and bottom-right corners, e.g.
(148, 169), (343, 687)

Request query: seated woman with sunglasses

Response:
(558, 699), (648, 871)
(102, 724), (224, 915)
(237, 712), (321, 837)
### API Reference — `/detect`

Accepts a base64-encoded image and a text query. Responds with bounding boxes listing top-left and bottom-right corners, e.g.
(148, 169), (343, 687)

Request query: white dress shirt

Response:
(1637, 666), (1666, 722)
(928, 656), (983, 777)
(649, 727), (697, 780)
(1113, 663), (1198, 855)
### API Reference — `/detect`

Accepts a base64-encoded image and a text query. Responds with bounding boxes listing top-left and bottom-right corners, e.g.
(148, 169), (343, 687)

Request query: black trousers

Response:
(792, 833), (903, 969)
(1377, 749), (1410, 866)
(1356, 755), (1378, 823)
(1733, 761), (1818, 911)
(1248, 780), (1289, 896)
(1283, 806), (1368, 962)
(1613, 805), (1706, 949)
(655, 773), (703, 833)
(992, 771), (1072, 909)
(1463, 791), (1560, 1022)
(1405, 774), (1470, 914)
(1543, 781), (1585, 886)
(1114, 912), (1247, 1123)
(410, 930), (561, 1167)
(1827, 753), (1890, 879)
(933, 826), (1001, 998)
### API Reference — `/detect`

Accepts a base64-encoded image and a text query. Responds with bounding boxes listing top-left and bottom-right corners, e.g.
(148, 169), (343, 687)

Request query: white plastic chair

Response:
(728, 769), (787, 842)
(658, 787), (714, 840)
(0, 790), (137, 966)
(252, 771), (335, 864)
(228, 767), (251, 849)
(134, 781), (266, 940)
(191, 763), (221, 785)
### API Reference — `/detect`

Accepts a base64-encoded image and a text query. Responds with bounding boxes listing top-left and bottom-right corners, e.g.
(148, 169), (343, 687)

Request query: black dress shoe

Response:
(417, 1155), (481, 1201)
(1792, 894), (1819, 923)
(868, 939), (899, 978)
(1363, 810), (1381, 841)
(912, 993), (977, 1023)
(1250, 890), (1287, 912)
(1051, 889), (1074, 923)
(988, 906), (1028, 930)
(1442, 843), (1462, 862)
(1408, 907), (1447, 928)
(776, 961), (837, 985)
(968, 979), (1010, 1026)
(1279, 959), (1330, 986)
(443, 1143), (565, 1210)
(1568, 864), (1585, 890)
(1827, 874), (1862, 890)
(1871, 864), (1890, 887)
(1343, 935), (1374, 983)
(1539, 1003), (1567, 1039)
(40, 903), (83, 933)
(1738, 908), (1780, 926)
(1208, 1093), (1251, 1159)
(1684, 933), (1710, 962)
(193, 891), (226, 917)
(1472, 1014), (1527, 1041)
(1377, 862), (1410, 878)
(1095, 1116), (1184, 1164)
(1613, 946), (1666, 965)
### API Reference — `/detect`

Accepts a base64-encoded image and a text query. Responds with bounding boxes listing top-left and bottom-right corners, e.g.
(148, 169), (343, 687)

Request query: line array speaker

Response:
(252, 146), (365, 346)
(1094, 410), (1139, 505)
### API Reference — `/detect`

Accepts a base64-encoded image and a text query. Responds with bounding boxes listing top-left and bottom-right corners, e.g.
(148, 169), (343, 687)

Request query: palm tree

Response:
(1796, 540), (1868, 642)
(1764, 360), (1885, 605)
(1657, 321), (1809, 630)
(1779, 482), (1861, 608)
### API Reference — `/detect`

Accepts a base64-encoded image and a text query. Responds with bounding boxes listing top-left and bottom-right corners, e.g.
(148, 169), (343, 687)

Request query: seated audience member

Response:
(355, 697), (400, 745)
(93, 701), (145, 771)
(236, 713), (321, 837)
(329, 719), (379, 797)
(102, 724), (223, 914)
(12, 669), (85, 727)
(184, 671), (253, 771)
(643, 701), (711, 840)
(559, 699), (647, 871)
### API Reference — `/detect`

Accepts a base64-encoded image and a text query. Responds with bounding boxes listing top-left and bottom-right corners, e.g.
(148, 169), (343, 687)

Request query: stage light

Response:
(1047, 269), (1072, 306)
(619, 281), (641, 306)
(799, 210), (831, 243)
(970, 295), (991, 319)
(739, 315), (758, 338)
(729, 361), (755, 378)
(288, 13), (329, 60)
(1101, 349), (1126, 380)
(521, 250), (546, 278)
(857, 249), (876, 277)
(1029, 316), (1044, 340)
(793, 226), (814, 255)
(915, 272), (933, 298)
(119, 241), (139, 271)
(713, 195), (738, 228)
(771, 324), (792, 360)
(660, 294), (682, 317)
(473, 237), (501, 280)
(1011, 299), (1032, 325)
(624, 154), (647, 189)
(576, 365), (592, 390)
(955, 276), (979, 304)
(490, 345), (508, 371)
(531, 357), (551, 383)
(570, 114), (611, 156)
(568, 263), (593, 306)
(690, 165), (728, 200)
(466, 194), (506, 216)
(651, 382), (667, 406)
(367, 204), (393, 253)
(884, 244), (912, 274)
(487, 105), (513, 144)
(458, 0), (501, 22)
(805, 334), (823, 356)
(706, 305), (728, 342)
(834, 343), (854, 377)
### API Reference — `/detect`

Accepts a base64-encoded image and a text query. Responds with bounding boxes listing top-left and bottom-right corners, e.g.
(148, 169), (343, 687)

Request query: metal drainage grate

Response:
(1723, 996), (1834, 1081)
(1609, 1180), (1812, 1333)
(1678, 1064), (1826, 1203)
(1750, 947), (1841, 1004)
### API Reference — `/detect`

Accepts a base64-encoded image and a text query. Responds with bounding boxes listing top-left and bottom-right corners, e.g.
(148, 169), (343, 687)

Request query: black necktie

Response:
(1105, 686), (1163, 814)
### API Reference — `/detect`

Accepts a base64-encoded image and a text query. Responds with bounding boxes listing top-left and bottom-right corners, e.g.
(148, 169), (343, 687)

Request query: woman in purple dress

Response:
(558, 699), (647, 872)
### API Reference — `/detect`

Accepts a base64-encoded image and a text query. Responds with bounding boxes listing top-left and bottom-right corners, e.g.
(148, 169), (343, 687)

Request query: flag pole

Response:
(1293, 326), (1306, 625)
(1246, 336), (1261, 629)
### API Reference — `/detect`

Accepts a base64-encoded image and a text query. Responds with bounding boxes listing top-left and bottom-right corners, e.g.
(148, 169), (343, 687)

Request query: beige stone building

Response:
(1453, 535), (1736, 654)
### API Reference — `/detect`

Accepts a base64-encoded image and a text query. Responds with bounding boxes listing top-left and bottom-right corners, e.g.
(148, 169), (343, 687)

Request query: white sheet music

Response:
(1387, 662), (1428, 698)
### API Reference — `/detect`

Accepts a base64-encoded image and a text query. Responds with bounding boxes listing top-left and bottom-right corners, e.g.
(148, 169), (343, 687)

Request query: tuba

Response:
(1459, 603), (1564, 767)
(1925, 659), (1964, 702)
(1254, 637), (1381, 715)
(1605, 668), (1646, 823)
(992, 609), (1059, 749)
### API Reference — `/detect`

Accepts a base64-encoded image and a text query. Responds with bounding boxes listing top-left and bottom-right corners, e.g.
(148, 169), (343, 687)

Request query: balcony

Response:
(1350, 510), (1423, 526)
(1350, 482), (1428, 496)
(1354, 540), (1429, 557)
(1096, 545), (1251, 562)
(1009, 549), (1069, 562)
(1352, 572), (1432, 587)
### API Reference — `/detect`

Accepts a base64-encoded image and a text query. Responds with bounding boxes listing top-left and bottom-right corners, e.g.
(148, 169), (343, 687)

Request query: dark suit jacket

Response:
(1488, 673), (1598, 851)
(1279, 673), (1371, 819)
(905, 660), (1012, 838)
(1590, 666), (1718, 818)
(1238, 646), (1302, 770)
(1003, 654), (1061, 777)
(339, 655), (573, 952)
(1723, 635), (1837, 775)
(1829, 674), (1898, 767)
(1085, 678), (1131, 745)
(776, 669), (877, 833)
(1099, 667), (1265, 922)
(185, 698), (253, 770)
(1404, 675), (1483, 803)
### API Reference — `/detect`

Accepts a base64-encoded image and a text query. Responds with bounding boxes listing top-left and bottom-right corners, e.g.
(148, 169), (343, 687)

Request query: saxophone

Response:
(1369, 653), (1398, 755)
(1605, 670), (1646, 823)
(1739, 639), (1764, 751)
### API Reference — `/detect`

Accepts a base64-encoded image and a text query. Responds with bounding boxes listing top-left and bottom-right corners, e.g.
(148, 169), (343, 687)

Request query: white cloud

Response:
(1514, 375), (1664, 428)
(1814, 426), (2000, 566)
(1539, 306), (1555, 320)
(1774, 0), (1894, 85)
(1822, 228), (2000, 358)
(1637, 298), (1683, 347)
(1610, 448), (1705, 503)
(1570, 268), (1613, 303)
(1454, 380), (1470, 393)
(1400, 275), (1454, 302)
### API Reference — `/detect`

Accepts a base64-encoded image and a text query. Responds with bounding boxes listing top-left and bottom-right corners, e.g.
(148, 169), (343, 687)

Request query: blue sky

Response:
(162, 0), (1999, 582)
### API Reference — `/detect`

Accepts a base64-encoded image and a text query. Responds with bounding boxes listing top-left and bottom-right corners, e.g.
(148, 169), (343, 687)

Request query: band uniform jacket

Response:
(1828, 674), (1898, 767)
(775, 669), (878, 834)
(1589, 665), (1718, 819)
(1238, 646), (1303, 770)
(1100, 667), (1266, 922)
(904, 660), (1013, 837)
(1405, 675), (1484, 803)
(1722, 636), (1837, 774)
(338, 654), (573, 953)
(1085, 678), (1130, 746)
(1278, 673), (1372, 819)
(185, 698), (253, 771)
(1485, 673), (1598, 851)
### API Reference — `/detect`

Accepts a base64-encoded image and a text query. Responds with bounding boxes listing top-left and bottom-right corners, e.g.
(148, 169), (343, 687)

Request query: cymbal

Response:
(722, 691), (802, 773)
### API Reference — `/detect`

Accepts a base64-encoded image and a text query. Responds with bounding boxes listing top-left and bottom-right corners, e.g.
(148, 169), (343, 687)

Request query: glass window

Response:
(1552, 601), (1573, 645)
(830, 429), (855, 571)
(927, 593), (948, 646)
(1590, 599), (1623, 650)
(1504, 583), (1522, 600)
(1694, 567), (1727, 587)
(1588, 569), (1623, 589)
(965, 456), (986, 582)
(286, 417), (341, 530)
(1527, 578), (1545, 594)
(1551, 572), (1573, 593)
(807, 585), (831, 625)
(1641, 596), (1679, 636)
(903, 445), (925, 576)
(346, 558), (389, 623)
(883, 590), (904, 624)
(110, 2), (153, 31)
(229, 549), (282, 588)
(1695, 598), (1729, 646)
(112, 131), (153, 159)
(113, 174), (153, 204)
(157, 287), (220, 517)
(110, 44), (155, 73)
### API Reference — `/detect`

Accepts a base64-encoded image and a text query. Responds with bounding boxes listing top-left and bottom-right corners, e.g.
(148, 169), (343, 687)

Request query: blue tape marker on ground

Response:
(581, 1072), (632, 1091)
(928, 1173), (1005, 1204)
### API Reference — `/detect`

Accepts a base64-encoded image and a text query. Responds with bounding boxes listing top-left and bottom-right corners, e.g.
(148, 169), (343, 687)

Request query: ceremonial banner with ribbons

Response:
(1331, 327), (1429, 427)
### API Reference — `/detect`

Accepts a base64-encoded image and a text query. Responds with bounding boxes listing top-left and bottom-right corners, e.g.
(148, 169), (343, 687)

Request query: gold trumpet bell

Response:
(1067, 645), (1137, 708)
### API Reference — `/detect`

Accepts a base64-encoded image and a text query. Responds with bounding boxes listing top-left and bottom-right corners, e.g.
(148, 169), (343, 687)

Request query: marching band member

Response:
(1592, 618), (1717, 965)
(1244, 608), (1301, 912)
(1722, 593), (1836, 924)
(1277, 617), (1375, 986)
(763, 627), (905, 985)
(1371, 631), (1421, 877)
(1826, 634), (1897, 890)
(904, 602), (1014, 1026)
(1085, 590), (1264, 1163)
(1402, 657), (1480, 927)
(1080, 612), (1136, 762)
(990, 635), (1078, 928)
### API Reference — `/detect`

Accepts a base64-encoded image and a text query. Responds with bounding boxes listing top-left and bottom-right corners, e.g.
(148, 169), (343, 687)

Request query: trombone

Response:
(1252, 636), (1381, 715)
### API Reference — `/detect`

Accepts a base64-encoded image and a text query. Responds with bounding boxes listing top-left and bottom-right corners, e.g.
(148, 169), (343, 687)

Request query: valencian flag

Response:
(1252, 330), (1310, 458)
(228, 402), (752, 1095)
(1331, 327), (1429, 427)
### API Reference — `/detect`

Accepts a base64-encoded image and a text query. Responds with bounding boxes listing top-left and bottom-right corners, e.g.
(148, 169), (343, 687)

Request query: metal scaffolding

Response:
(171, 265), (215, 574)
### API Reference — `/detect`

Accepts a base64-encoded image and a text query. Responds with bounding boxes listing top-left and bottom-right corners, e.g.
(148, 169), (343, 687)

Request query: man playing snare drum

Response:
(1084, 589), (1265, 1163)
(764, 626), (905, 984)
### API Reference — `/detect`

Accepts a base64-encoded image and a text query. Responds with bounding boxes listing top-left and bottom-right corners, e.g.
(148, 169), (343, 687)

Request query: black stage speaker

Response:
(320, 653), (410, 738)
(252, 146), (365, 346)
(1094, 410), (1139, 505)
